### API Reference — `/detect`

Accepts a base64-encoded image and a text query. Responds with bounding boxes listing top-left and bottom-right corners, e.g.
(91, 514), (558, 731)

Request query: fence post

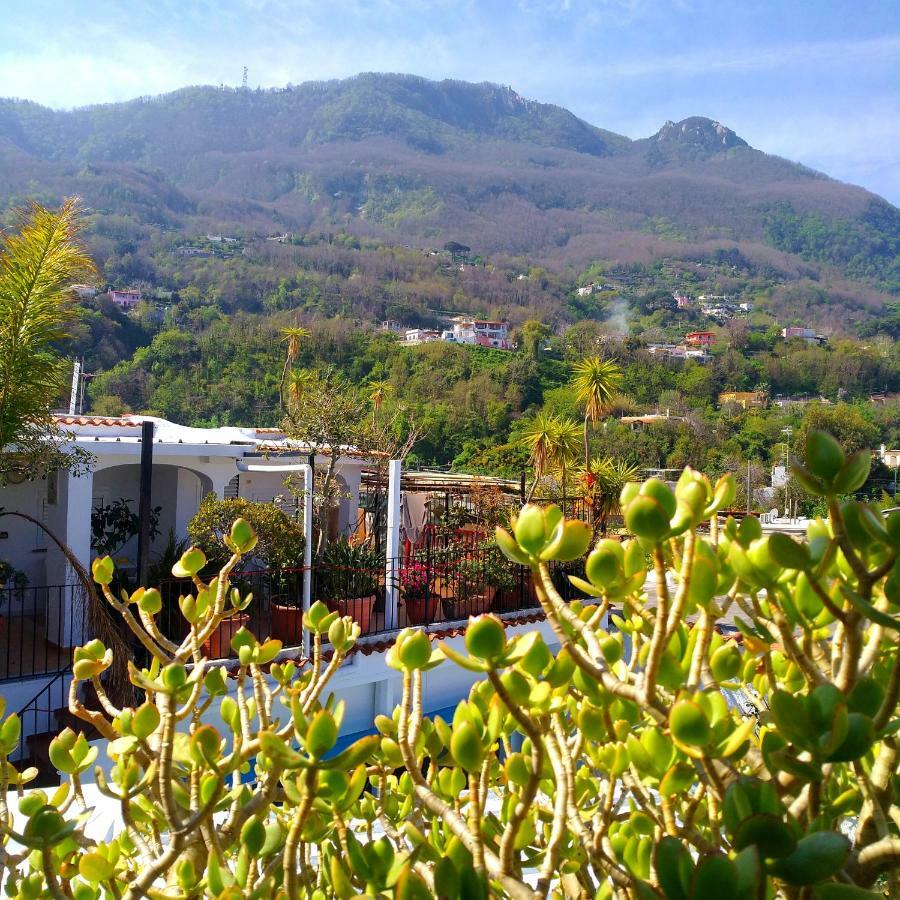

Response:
(385, 460), (402, 630)
(137, 419), (155, 587)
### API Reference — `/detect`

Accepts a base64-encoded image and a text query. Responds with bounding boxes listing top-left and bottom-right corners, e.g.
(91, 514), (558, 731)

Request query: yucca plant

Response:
(570, 356), (623, 469)
(279, 326), (310, 411)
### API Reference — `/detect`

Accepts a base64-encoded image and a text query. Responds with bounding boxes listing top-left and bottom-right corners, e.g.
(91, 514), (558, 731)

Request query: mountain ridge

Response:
(0, 73), (896, 297)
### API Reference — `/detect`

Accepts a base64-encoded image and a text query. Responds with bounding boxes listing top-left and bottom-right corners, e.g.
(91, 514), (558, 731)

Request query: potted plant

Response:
(312, 537), (383, 635)
(400, 561), (441, 626)
(202, 610), (250, 659)
(444, 550), (519, 619)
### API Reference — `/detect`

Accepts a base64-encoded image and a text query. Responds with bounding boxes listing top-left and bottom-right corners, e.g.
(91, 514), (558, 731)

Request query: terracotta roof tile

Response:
(53, 415), (142, 427)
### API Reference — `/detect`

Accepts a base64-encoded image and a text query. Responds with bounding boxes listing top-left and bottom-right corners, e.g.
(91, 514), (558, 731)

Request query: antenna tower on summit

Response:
(242, 66), (248, 89)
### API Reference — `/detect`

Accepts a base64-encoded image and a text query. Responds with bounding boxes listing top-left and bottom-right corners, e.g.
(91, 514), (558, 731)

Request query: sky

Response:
(1, 0), (898, 203)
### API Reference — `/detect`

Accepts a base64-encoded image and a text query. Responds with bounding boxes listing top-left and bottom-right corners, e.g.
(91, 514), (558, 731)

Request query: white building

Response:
(0, 414), (369, 593)
(448, 317), (511, 349)
(404, 329), (441, 346)
(0, 414), (373, 742)
(71, 284), (98, 299)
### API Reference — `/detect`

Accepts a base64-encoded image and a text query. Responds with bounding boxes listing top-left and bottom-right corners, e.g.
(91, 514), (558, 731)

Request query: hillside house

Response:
(106, 289), (141, 310)
(782, 326), (822, 344)
(880, 446), (900, 470)
(71, 284), (97, 299)
(674, 292), (691, 309)
(620, 411), (684, 429)
(404, 328), (441, 346)
(380, 320), (404, 333)
(719, 390), (767, 410)
(684, 330), (716, 347)
(647, 344), (710, 362)
(448, 317), (511, 349)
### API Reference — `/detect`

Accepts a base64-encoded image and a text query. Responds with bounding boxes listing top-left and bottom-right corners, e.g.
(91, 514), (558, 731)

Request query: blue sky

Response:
(2, 0), (898, 202)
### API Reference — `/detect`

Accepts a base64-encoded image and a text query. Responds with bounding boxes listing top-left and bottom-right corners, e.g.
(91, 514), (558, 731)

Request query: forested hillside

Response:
(1, 74), (897, 299)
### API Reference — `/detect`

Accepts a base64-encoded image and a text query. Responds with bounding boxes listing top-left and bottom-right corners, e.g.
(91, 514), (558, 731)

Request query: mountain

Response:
(0, 73), (897, 296)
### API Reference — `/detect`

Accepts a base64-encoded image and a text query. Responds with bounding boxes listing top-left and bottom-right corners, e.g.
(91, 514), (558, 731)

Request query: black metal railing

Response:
(12, 669), (71, 767)
(152, 541), (561, 661)
(395, 539), (577, 629)
(0, 583), (87, 681)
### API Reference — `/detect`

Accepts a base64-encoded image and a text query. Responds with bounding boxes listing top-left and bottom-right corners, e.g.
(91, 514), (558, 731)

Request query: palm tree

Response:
(279, 326), (310, 411)
(287, 368), (315, 410)
(583, 456), (642, 536)
(368, 379), (392, 424)
(522, 411), (559, 501)
(552, 417), (583, 508)
(0, 199), (95, 475)
(521, 412), (581, 504)
(570, 356), (623, 469)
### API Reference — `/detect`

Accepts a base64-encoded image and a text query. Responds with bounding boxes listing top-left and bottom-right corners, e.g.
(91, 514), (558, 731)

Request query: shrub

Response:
(314, 536), (383, 602)
(187, 493), (305, 571)
(0, 430), (897, 897)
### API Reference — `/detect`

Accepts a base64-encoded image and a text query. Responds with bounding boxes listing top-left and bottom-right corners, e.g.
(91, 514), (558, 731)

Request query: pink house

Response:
(106, 289), (142, 309)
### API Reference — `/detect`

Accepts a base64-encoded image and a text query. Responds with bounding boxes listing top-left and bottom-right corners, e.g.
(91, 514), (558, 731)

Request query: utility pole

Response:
(68, 360), (81, 415)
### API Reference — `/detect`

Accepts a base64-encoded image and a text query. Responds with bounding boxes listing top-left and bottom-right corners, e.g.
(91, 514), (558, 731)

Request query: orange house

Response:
(684, 330), (716, 347)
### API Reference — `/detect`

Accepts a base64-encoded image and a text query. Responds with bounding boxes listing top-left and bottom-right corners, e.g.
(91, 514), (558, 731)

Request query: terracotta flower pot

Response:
(271, 603), (305, 646)
(443, 585), (497, 621)
(203, 613), (250, 659)
(328, 594), (377, 634)
(404, 596), (442, 626)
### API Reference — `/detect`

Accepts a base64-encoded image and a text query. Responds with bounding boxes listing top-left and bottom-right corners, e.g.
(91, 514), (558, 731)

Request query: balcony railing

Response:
(0, 583), (86, 681)
(155, 542), (565, 662)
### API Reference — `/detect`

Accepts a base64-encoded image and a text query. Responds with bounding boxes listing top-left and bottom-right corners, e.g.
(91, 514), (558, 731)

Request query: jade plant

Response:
(0, 429), (896, 898)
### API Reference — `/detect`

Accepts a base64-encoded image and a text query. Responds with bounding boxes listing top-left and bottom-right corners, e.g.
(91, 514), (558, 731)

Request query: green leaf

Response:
(691, 853), (737, 900)
(732, 813), (797, 859)
(78, 852), (114, 883)
(840, 585), (900, 631)
(670, 700), (711, 749)
(805, 431), (845, 484)
(831, 450), (871, 495)
(768, 533), (811, 570)
(450, 721), (484, 772)
(769, 832), (849, 886)
(655, 837), (691, 900)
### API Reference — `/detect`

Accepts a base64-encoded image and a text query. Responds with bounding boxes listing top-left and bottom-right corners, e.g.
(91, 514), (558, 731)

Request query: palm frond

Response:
(0, 198), (95, 453)
(571, 357), (623, 423)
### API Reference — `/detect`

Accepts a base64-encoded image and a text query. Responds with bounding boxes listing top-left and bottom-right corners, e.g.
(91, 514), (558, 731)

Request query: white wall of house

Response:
(0, 477), (51, 586)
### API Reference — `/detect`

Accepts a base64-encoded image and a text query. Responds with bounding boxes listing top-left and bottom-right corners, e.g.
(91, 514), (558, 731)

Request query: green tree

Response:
(518, 319), (551, 359)
(0, 199), (95, 482)
(279, 326), (310, 411)
(570, 356), (623, 468)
